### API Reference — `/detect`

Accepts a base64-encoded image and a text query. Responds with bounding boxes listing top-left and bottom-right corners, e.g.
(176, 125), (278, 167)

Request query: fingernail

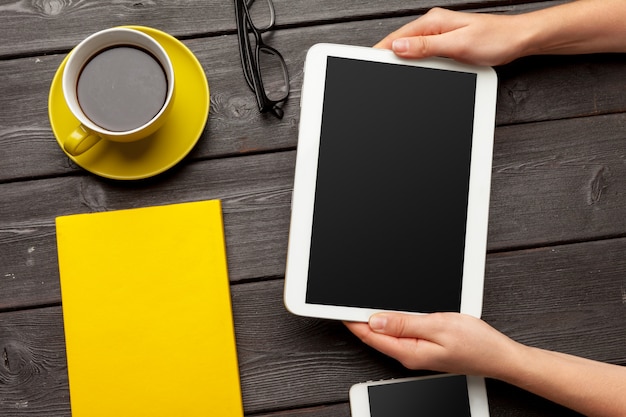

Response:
(392, 39), (409, 53)
(369, 315), (387, 331)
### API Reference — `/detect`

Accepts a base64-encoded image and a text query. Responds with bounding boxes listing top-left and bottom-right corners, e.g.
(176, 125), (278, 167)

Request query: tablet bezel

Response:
(349, 374), (490, 417)
(284, 43), (497, 322)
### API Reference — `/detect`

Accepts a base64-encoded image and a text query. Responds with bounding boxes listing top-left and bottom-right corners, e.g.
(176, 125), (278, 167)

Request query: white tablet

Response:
(350, 374), (490, 417)
(284, 43), (497, 322)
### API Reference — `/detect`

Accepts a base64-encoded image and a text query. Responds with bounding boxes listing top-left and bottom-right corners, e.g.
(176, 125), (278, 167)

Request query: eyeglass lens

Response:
(257, 47), (289, 102)
(246, 0), (275, 32)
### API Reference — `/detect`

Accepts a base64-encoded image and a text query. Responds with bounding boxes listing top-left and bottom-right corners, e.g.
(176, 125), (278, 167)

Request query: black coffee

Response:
(77, 45), (168, 132)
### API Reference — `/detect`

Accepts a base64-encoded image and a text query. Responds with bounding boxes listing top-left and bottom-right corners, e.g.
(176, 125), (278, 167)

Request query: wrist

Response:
(512, 0), (626, 58)
(486, 338), (537, 384)
(511, 11), (552, 59)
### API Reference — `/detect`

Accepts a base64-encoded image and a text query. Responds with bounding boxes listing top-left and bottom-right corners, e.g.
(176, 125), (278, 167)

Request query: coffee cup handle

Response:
(64, 125), (101, 156)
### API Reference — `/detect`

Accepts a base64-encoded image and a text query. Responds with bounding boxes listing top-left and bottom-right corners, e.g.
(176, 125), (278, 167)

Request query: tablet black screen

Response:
(305, 57), (477, 312)
(367, 375), (471, 417)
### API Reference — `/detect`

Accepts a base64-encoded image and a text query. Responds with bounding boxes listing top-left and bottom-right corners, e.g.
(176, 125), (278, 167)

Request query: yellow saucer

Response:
(48, 26), (209, 180)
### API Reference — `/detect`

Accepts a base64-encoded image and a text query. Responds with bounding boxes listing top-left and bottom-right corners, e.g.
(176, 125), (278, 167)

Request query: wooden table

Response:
(1, 1), (625, 416)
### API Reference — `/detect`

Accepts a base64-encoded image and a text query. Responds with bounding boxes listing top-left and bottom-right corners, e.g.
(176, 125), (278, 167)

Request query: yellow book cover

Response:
(56, 200), (243, 417)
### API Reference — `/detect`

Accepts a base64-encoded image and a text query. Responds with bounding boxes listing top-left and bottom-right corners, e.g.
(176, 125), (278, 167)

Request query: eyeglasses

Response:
(234, 0), (290, 119)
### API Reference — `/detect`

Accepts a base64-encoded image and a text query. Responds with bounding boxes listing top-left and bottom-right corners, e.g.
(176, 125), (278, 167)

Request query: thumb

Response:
(391, 35), (449, 59)
(369, 312), (437, 338)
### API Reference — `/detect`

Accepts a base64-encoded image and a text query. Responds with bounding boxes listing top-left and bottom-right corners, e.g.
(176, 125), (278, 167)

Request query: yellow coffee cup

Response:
(61, 27), (175, 156)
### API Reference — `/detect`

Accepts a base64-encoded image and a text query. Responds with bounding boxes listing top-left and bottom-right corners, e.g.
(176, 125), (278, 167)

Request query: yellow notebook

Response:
(56, 200), (243, 417)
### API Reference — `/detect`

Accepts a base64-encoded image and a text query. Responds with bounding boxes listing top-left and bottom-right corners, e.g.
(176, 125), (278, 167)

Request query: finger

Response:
(344, 320), (409, 350)
(369, 312), (446, 339)
(391, 35), (450, 59)
(343, 320), (371, 338)
(347, 319), (444, 370)
(374, 8), (458, 49)
(344, 320), (399, 353)
(346, 320), (418, 354)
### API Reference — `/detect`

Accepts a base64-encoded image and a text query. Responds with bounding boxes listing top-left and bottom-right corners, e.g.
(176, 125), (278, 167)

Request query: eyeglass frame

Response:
(234, 0), (290, 119)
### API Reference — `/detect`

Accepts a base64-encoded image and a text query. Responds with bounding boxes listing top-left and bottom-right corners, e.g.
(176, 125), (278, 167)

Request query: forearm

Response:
(517, 0), (626, 58)
(496, 344), (626, 417)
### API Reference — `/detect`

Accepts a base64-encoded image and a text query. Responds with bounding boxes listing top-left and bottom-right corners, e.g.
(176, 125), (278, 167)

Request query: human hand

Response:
(375, 7), (528, 66)
(344, 312), (524, 378)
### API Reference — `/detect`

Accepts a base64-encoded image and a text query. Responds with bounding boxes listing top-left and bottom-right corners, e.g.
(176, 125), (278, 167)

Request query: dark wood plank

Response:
(496, 53), (626, 125)
(488, 113), (626, 250)
(484, 239), (626, 363)
(0, 307), (70, 416)
(0, 1), (563, 58)
(255, 403), (351, 417)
